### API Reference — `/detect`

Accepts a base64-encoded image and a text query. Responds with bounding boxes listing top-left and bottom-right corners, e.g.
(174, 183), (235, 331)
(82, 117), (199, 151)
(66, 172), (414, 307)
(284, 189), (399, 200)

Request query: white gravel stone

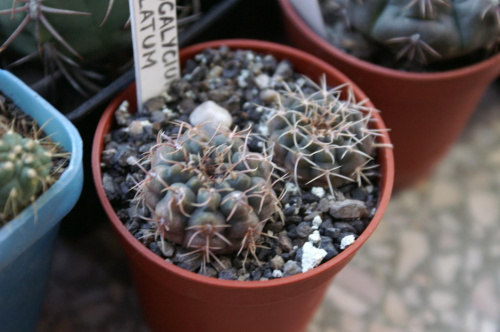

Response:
(128, 120), (151, 136)
(340, 235), (356, 250)
(301, 242), (327, 273)
(308, 230), (321, 244)
(254, 74), (271, 89)
(311, 187), (326, 198)
(272, 269), (283, 278)
(126, 156), (138, 166)
(285, 182), (300, 196)
(257, 123), (269, 136)
(189, 101), (233, 135)
(312, 215), (323, 230)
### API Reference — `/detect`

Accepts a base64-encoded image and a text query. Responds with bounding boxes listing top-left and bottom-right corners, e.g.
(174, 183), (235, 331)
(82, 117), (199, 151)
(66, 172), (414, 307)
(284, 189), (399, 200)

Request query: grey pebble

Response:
(270, 255), (285, 271)
(102, 173), (118, 201)
(283, 260), (302, 277)
(329, 199), (368, 219)
(218, 268), (239, 280)
(278, 231), (294, 252)
(295, 222), (312, 238)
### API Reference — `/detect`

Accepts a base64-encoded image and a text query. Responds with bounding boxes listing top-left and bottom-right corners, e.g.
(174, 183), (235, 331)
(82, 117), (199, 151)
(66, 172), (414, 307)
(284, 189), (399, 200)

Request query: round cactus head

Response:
(136, 123), (283, 268)
(345, 0), (500, 65)
(0, 130), (53, 222)
(267, 76), (386, 193)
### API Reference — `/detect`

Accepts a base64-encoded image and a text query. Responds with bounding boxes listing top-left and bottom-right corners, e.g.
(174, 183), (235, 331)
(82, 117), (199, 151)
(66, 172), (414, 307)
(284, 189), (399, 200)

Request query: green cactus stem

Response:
(266, 76), (389, 193)
(0, 128), (53, 223)
(136, 123), (283, 268)
(345, 0), (500, 65)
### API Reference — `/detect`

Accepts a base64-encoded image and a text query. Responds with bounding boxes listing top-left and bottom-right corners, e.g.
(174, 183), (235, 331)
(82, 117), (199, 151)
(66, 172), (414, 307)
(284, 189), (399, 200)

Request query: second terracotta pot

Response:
(278, 0), (500, 189)
(92, 39), (394, 332)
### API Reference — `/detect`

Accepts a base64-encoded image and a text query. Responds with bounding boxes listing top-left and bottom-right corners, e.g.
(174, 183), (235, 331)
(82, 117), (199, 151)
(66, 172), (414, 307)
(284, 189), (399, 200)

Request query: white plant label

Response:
(129, 0), (180, 109)
(290, 0), (326, 38)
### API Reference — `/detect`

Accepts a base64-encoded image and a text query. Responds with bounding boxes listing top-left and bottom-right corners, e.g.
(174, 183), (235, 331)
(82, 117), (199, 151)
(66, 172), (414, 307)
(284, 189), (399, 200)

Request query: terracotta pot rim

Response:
(278, 0), (500, 81)
(92, 39), (394, 290)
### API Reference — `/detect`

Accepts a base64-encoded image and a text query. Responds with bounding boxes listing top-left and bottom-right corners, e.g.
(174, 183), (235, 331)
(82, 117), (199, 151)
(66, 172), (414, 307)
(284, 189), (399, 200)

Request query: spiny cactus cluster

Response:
(137, 123), (282, 267)
(323, 0), (500, 66)
(0, 126), (55, 224)
(266, 77), (385, 193)
(0, 0), (201, 95)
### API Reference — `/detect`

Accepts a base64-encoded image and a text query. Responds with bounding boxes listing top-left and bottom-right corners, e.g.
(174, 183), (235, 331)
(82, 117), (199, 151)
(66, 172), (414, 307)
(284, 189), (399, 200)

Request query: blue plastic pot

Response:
(0, 70), (83, 332)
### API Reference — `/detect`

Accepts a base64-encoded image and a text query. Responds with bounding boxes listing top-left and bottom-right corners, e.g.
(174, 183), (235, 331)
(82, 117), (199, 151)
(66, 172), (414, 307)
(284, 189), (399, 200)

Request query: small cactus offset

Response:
(267, 77), (385, 193)
(344, 0), (500, 65)
(137, 123), (282, 267)
(0, 126), (56, 223)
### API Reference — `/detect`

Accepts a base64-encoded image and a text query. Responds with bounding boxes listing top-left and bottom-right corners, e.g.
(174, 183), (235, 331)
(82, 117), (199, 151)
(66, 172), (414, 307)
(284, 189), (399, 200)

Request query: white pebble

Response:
(340, 234), (356, 250)
(126, 156), (138, 166)
(237, 69), (250, 88)
(308, 230), (321, 244)
(258, 124), (269, 136)
(254, 74), (271, 90)
(189, 101), (233, 135)
(272, 270), (283, 278)
(311, 187), (326, 198)
(302, 242), (327, 273)
(285, 182), (300, 195)
(312, 215), (323, 229)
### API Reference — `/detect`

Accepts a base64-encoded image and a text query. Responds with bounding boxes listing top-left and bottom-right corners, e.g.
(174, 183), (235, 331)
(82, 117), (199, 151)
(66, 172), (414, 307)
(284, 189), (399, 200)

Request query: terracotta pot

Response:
(278, 0), (500, 189)
(92, 39), (394, 332)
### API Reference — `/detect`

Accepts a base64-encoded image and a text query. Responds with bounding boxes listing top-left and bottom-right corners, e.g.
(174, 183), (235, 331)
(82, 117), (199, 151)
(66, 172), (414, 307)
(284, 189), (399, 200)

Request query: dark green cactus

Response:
(0, 0), (201, 95)
(0, 130), (53, 223)
(267, 77), (385, 193)
(137, 124), (282, 267)
(345, 0), (500, 65)
(0, 0), (131, 61)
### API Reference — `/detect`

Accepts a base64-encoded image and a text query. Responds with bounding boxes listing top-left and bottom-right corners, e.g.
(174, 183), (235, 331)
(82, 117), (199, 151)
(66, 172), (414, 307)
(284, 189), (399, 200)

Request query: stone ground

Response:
(38, 82), (500, 332)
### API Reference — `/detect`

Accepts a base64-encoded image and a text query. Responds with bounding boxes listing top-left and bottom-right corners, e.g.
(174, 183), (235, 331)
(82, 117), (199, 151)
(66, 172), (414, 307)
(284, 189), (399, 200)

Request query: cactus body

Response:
(138, 124), (280, 259)
(0, 131), (52, 221)
(0, 0), (131, 62)
(345, 0), (500, 64)
(267, 78), (380, 192)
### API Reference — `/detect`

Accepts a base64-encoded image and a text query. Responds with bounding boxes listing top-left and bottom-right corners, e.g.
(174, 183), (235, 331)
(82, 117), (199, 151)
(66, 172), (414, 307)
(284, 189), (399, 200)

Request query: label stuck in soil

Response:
(129, 0), (180, 108)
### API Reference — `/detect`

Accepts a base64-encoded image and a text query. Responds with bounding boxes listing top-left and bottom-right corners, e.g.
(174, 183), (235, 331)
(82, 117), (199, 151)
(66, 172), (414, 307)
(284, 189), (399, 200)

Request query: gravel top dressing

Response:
(100, 46), (382, 281)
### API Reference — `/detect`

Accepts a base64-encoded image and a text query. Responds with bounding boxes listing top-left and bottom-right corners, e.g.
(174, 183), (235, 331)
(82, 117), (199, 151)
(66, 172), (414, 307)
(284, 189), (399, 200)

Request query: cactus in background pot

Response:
(346, 0), (500, 65)
(136, 123), (282, 267)
(0, 0), (201, 95)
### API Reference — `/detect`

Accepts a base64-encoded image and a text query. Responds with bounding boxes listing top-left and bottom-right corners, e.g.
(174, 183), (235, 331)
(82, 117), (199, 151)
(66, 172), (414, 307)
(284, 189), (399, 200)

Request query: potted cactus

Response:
(92, 39), (393, 332)
(278, 0), (500, 188)
(0, 70), (83, 331)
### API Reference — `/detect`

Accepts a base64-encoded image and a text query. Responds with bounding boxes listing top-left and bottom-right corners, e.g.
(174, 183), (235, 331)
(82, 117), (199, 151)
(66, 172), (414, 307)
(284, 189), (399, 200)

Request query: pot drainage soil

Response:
(100, 46), (381, 280)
